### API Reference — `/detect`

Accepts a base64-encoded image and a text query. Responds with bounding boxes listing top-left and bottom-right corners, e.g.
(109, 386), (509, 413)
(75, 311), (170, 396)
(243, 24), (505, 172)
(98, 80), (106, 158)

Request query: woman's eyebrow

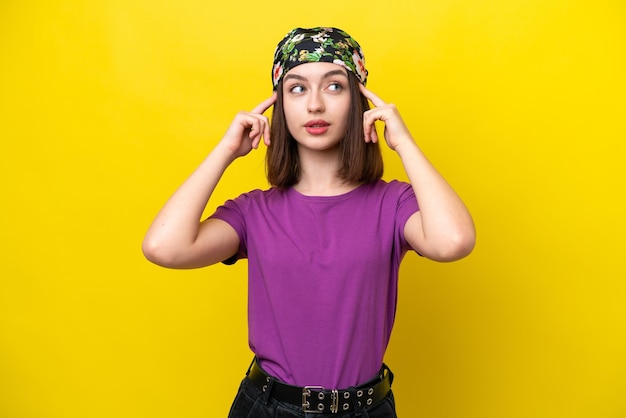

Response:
(283, 69), (348, 83)
(322, 69), (349, 79)
(283, 73), (306, 82)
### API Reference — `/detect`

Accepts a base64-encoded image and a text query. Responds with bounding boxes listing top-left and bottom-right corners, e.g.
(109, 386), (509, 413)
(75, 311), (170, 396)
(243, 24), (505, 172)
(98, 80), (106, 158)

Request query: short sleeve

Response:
(394, 181), (420, 252)
(208, 196), (249, 263)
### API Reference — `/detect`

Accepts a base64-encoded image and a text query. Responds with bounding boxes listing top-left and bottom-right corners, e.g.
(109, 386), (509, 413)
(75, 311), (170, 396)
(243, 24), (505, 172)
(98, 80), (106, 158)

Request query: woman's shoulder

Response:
(224, 187), (287, 206)
(365, 179), (413, 195)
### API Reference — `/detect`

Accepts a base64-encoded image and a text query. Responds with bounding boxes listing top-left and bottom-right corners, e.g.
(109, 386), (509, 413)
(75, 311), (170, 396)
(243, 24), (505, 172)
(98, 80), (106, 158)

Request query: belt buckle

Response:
(303, 386), (339, 414)
(302, 386), (324, 414)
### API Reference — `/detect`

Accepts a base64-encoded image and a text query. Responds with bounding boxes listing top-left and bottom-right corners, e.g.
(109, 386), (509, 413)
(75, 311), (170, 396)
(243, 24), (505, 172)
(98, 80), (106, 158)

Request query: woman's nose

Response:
(307, 90), (325, 113)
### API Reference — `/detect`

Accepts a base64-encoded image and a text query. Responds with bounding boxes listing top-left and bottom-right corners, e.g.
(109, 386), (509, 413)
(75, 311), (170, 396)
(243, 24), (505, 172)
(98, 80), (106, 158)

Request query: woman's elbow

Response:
(142, 236), (177, 267)
(420, 225), (475, 262)
(438, 228), (476, 262)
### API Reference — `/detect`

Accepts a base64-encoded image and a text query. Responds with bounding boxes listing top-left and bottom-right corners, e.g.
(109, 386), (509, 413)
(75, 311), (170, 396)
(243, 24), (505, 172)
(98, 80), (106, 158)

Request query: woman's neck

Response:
(293, 147), (359, 196)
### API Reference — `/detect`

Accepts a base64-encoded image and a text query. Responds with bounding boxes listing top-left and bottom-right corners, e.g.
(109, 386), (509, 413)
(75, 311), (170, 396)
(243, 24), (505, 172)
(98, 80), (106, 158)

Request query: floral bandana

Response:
(271, 27), (368, 90)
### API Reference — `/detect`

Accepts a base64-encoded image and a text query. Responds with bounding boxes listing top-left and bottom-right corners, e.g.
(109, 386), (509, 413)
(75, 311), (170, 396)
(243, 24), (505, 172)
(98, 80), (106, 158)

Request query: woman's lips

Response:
(305, 120), (330, 135)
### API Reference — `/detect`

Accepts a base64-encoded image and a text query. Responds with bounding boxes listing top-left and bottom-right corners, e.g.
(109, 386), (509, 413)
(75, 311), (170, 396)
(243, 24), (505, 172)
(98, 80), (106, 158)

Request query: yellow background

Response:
(1, 1), (625, 417)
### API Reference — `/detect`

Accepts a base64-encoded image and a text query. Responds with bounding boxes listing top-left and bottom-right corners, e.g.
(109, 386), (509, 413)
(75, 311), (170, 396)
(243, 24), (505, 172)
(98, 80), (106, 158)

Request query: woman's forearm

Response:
(141, 144), (236, 264)
(395, 139), (476, 260)
(142, 94), (276, 267)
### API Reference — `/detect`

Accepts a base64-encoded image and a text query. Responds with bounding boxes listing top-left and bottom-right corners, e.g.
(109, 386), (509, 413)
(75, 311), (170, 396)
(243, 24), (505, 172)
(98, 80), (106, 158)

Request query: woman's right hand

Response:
(143, 93), (277, 269)
(219, 93), (277, 158)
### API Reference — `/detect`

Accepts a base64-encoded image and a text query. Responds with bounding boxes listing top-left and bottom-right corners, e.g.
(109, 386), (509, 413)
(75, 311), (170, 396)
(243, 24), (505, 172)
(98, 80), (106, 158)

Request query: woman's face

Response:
(281, 62), (351, 153)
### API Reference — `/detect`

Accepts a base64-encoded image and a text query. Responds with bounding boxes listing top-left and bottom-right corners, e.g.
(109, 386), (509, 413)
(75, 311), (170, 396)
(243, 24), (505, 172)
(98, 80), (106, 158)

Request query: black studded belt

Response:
(246, 358), (393, 414)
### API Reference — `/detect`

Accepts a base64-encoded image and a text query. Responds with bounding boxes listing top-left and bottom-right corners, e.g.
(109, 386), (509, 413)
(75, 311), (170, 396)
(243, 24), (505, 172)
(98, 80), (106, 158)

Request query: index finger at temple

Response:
(251, 93), (277, 114)
(359, 83), (386, 107)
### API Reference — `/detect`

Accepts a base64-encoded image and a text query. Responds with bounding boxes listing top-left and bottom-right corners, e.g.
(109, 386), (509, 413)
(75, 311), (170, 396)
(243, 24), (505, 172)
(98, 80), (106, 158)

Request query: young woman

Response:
(143, 27), (475, 417)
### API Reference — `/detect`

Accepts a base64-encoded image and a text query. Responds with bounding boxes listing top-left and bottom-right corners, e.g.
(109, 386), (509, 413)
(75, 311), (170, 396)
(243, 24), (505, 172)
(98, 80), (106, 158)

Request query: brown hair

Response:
(266, 71), (384, 188)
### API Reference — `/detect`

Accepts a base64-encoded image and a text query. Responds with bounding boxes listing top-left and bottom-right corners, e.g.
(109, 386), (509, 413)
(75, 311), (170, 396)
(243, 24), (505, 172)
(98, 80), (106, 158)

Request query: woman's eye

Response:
(327, 82), (343, 92)
(289, 85), (304, 93)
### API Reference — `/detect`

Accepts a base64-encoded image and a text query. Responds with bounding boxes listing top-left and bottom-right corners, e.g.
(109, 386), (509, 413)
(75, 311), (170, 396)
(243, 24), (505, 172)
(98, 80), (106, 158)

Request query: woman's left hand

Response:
(360, 85), (475, 261)
(359, 84), (414, 151)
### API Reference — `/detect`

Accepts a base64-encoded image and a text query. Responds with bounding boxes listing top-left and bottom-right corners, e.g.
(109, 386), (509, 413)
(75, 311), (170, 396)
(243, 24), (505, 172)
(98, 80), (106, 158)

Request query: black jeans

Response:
(227, 377), (398, 418)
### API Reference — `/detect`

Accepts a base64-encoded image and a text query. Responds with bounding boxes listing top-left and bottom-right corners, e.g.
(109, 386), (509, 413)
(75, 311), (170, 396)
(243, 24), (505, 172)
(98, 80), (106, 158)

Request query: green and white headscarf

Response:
(272, 27), (368, 90)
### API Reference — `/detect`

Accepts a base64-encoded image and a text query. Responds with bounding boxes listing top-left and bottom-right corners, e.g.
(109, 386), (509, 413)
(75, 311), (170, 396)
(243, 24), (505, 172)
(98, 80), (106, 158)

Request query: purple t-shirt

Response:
(210, 179), (419, 388)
